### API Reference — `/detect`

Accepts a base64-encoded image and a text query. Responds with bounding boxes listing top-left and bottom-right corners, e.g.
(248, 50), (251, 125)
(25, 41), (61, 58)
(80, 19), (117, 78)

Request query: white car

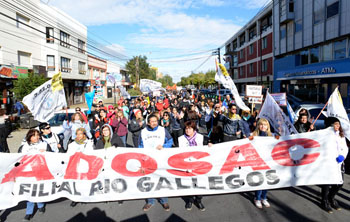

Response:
(294, 104), (326, 129)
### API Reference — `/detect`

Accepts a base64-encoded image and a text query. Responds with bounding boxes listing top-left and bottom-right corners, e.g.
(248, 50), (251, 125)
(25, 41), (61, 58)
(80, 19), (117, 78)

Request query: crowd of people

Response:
(14, 90), (349, 220)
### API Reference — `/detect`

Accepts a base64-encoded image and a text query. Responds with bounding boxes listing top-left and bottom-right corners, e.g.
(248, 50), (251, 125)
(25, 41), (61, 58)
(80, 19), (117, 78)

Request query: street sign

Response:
(246, 85), (262, 97)
(270, 93), (287, 106)
(248, 96), (263, 104)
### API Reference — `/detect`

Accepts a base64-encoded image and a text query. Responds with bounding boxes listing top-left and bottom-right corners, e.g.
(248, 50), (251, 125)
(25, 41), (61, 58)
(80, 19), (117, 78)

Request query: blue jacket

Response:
(138, 125), (173, 148)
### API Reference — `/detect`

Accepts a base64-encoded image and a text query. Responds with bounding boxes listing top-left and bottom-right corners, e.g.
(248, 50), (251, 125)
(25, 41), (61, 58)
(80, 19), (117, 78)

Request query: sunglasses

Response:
(44, 127), (51, 130)
(76, 109), (81, 112)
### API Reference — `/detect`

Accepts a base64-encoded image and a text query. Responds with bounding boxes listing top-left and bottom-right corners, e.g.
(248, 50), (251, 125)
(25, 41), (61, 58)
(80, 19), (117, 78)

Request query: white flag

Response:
(215, 60), (250, 111)
(23, 73), (67, 122)
(140, 79), (162, 93)
(117, 84), (131, 99)
(326, 88), (350, 140)
(258, 92), (298, 136)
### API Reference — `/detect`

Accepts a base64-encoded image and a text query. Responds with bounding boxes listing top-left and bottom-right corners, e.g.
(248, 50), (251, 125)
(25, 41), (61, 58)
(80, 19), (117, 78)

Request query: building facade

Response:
(88, 55), (107, 103)
(224, 2), (273, 93)
(0, 0), (89, 111)
(273, 0), (350, 107)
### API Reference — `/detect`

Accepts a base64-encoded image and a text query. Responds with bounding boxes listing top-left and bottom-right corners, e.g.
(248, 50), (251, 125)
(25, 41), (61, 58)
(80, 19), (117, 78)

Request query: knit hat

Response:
(108, 105), (114, 111)
(134, 109), (141, 116)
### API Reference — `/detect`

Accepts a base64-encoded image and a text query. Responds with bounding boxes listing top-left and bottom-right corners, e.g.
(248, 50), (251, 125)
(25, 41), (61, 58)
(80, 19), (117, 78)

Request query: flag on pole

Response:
(258, 92), (298, 136)
(117, 85), (131, 99)
(287, 101), (297, 123)
(215, 60), (250, 111)
(23, 72), (67, 122)
(325, 87), (350, 140)
(85, 90), (95, 115)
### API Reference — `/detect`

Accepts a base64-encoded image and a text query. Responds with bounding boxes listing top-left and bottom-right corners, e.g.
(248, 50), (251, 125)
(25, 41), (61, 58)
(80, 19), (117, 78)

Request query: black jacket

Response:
(95, 133), (125, 149)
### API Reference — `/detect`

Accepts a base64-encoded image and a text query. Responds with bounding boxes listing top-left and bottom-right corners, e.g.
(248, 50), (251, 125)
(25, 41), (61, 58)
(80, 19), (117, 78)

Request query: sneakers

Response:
(321, 201), (333, 214)
(38, 207), (46, 214)
(196, 202), (205, 211)
(23, 214), (32, 221)
(254, 199), (262, 209)
(185, 202), (193, 210)
(142, 203), (153, 212)
(262, 199), (270, 208)
(329, 199), (341, 210)
(162, 203), (170, 211)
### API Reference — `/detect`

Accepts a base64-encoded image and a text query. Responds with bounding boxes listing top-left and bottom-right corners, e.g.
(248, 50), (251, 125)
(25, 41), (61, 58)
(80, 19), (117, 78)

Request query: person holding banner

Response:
(138, 113), (173, 211)
(95, 124), (124, 149)
(320, 118), (348, 213)
(19, 129), (52, 221)
(178, 121), (211, 211)
(250, 118), (275, 209)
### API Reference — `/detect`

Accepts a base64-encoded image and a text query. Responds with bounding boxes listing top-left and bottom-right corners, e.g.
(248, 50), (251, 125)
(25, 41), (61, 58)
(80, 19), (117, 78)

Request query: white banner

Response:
(23, 73), (67, 122)
(258, 92), (298, 136)
(215, 61), (250, 111)
(0, 129), (342, 210)
(140, 79), (162, 93)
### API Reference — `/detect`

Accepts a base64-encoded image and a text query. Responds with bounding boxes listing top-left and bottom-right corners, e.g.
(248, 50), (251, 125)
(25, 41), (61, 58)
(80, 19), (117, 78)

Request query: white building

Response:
(0, 0), (89, 106)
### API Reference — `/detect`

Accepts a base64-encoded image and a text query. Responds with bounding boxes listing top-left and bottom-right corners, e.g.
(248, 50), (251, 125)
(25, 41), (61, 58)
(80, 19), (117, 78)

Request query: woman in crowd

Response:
(147, 101), (156, 115)
(178, 121), (211, 211)
(160, 111), (172, 134)
(68, 127), (95, 207)
(294, 113), (315, 133)
(240, 110), (254, 138)
(19, 129), (52, 221)
(93, 109), (109, 139)
(95, 124), (124, 149)
(111, 109), (128, 146)
(63, 112), (92, 141)
(250, 118), (274, 209)
(170, 107), (184, 147)
(129, 109), (146, 147)
(39, 122), (63, 153)
(321, 118), (348, 213)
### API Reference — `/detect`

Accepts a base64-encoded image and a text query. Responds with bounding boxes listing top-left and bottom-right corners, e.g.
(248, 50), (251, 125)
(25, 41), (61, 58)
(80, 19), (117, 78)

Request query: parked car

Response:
(294, 104), (326, 129)
(216, 89), (233, 98)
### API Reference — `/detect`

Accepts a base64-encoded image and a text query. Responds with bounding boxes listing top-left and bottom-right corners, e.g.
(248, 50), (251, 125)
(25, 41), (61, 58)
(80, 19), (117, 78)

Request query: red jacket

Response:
(156, 102), (164, 112)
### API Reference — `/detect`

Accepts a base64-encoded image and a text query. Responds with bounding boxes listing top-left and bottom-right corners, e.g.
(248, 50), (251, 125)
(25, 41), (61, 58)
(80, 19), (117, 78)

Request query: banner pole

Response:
(308, 102), (328, 131)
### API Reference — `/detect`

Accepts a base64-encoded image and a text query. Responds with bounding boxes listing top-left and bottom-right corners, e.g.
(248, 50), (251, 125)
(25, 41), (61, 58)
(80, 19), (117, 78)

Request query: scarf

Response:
(259, 131), (268, 137)
(184, 131), (197, 147)
(75, 137), (87, 145)
(104, 136), (112, 148)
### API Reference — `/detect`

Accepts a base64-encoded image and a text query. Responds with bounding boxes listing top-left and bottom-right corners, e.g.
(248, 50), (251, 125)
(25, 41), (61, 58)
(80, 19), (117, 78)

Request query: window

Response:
(78, 62), (86, 74)
(249, 44), (254, 55)
(46, 27), (54, 43)
(289, 1), (294, 12)
(261, 14), (272, 32)
(314, 1), (324, 24)
(249, 63), (254, 73)
(239, 34), (245, 46)
(47, 55), (55, 71)
(280, 25), (286, 39)
(16, 13), (29, 29)
(249, 27), (256, 40)
(333, 39), (346, 60)
(60, 31), (70, 48)
(61, 57), (71, 72)
(17, 51), (31, 67)
(310, 47), (319, 63)
(322, 43), (332, 61)
(327, 1), (339, 19)
(300, 50), (309, 65)
(233, 55), (238, 67)
(262, 37), (268, 49)
(262, 60), (268, 72)
(239, 66), (245, 77)
(78, 39), (85, 53)
(279, 0), (287, 18)
(240, 49), (244, 59)
(295, 19), (302, 32)
(232, 40), (237, 50)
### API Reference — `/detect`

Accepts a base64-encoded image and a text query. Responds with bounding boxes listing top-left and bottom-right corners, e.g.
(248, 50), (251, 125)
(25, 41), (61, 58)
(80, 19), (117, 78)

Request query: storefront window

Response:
(333, 39), (346, 60)
(321, 83), (328, 103)
(340, 83), (348, 99)
(310, 47), (319, 63)
(321, 43), (332, 61)
(300, 50), (309, 65)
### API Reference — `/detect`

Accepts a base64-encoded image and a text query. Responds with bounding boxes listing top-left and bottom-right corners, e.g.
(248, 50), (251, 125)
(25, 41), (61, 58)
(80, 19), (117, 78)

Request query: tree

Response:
(13, 72), (47, 100)
(125, 56), (155, 89)
(177, 70), (217, 88)
(158, 74), (174, 87)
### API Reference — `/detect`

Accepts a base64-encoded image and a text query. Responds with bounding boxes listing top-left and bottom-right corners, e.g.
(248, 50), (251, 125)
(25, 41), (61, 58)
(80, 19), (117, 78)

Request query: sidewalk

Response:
(69, 97), (119, 109)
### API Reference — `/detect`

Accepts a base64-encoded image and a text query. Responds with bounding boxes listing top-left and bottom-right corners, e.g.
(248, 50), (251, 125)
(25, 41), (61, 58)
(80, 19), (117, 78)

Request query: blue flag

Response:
(85, 90), (95, 114)
(286, 101), (296, 124)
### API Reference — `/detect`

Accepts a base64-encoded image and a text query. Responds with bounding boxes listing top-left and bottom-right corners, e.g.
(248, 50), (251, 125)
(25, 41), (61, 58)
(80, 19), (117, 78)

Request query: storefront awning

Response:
(276, 73), (350, 81)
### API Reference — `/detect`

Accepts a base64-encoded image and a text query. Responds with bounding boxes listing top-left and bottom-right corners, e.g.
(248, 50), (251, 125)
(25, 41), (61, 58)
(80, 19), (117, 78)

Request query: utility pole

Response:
(217, 48), (221, 102)
(217, 47), (221, 63)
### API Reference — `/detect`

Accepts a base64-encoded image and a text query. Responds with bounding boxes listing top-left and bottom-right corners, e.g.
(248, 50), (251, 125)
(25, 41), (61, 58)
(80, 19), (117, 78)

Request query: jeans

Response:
(26, 202), (44, 215)
(120, 135), (126, 146)
(146, 198), (168, 205)
(255, 190), (267, 201)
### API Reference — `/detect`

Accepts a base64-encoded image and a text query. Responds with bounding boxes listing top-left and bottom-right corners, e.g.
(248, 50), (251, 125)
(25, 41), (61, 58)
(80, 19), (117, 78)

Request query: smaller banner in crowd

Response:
(325, 87), (350, 140)
(0, 129), (342, 210)
(215, 61), (250, 111)
(270, 93), (287, 106)
(258, 92), (298, 136)
(140, 79), (163, 93)
(23, 72), (67, 122)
